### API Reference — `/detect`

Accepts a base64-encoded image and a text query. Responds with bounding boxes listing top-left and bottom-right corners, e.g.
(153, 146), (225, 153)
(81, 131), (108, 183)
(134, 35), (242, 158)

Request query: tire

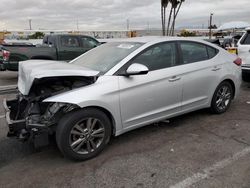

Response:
(210, 81), (233, 114)
(242, 72), (250, 82)
(56, 108), (112, 161)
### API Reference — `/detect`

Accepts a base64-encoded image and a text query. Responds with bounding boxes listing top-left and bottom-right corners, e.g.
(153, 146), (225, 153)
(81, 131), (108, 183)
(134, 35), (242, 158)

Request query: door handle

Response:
(168, 76), (181, 82)
(212, 67), (221, 71)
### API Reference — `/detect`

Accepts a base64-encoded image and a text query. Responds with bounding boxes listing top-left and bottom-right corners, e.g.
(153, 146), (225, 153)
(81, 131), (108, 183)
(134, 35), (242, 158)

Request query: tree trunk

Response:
(170, 2), (183, 36)
(166, 5), (173, 36)
(161, 6), (165, 36)
(171, 8), (176, 36)
(162, 7), (166, 36)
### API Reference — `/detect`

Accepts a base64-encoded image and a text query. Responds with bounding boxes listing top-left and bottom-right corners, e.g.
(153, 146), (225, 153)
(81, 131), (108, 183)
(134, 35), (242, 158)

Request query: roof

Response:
(99, 36), (222, 51)
(98, 36), (167, 43)
(44, 34), (94, 38)
(99, 36), (212, 45)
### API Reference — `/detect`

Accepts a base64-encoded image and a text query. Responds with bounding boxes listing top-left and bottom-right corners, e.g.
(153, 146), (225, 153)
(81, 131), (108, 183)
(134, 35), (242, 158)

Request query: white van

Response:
(238, 28), (250, 81)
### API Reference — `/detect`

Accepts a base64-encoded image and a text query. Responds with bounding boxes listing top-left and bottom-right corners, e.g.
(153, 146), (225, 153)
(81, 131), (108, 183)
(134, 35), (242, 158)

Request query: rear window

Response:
(240, 32), (250, 45)
(61, 36), (80, 47)
(207, 46), (218, 59)
(179, 41), (218, 64)
(180, 42), (209, 64)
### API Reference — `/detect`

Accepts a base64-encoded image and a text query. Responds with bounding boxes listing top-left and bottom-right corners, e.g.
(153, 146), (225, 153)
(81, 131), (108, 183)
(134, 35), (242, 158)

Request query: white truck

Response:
(238, 28), (250, 82)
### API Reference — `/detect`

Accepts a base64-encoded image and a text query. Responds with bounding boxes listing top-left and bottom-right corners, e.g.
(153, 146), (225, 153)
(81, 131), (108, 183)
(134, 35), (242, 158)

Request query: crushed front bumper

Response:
(3, 98), (26, 137)
(3, 98), (49, 148)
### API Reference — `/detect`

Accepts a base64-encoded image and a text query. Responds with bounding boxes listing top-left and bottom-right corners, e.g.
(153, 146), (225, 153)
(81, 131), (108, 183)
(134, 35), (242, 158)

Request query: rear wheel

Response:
(210, 81), (233, 114)
(56, 108), (112, 161)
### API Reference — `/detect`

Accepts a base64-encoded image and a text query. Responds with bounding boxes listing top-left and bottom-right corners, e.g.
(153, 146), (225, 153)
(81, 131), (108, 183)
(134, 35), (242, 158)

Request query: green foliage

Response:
(29, 32), (45, 39)
(179, 30), (196, 37)
(161, 0), (169, 7)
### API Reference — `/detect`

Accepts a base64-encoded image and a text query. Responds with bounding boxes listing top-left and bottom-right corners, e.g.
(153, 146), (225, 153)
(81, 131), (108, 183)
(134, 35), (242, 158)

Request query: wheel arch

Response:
(221, 79), (236, 99)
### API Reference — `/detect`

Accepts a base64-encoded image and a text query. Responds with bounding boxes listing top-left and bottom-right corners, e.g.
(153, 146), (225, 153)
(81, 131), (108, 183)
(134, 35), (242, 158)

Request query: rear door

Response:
(57, 36), (83, 61)
(177, 41), (221, 111)
(118, 42), (183, 129)
(238, 31), (250, 67)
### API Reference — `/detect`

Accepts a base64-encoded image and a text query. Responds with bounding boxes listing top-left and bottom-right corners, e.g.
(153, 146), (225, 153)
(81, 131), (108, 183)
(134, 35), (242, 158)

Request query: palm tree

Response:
(170, 0), (185, 36)
(161, 0), (185, 36)
(161, 0), (169, 36)
(166, 0), (173, 36)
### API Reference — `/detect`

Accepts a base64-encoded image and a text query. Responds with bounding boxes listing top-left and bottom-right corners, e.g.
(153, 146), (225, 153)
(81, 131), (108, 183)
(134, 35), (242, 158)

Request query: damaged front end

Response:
(4, 76), (96, 148)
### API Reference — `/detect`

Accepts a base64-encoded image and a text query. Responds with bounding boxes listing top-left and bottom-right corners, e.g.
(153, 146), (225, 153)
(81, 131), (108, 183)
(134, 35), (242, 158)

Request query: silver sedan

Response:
(5, 37), (242, 160)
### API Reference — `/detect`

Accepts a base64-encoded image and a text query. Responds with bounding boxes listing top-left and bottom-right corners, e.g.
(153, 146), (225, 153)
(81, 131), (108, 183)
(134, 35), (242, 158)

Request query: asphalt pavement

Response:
(0, 71), (250, 188)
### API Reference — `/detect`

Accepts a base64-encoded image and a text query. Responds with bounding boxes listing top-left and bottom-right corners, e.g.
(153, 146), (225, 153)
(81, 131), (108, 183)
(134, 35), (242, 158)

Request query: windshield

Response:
(71, 42), (143, 73)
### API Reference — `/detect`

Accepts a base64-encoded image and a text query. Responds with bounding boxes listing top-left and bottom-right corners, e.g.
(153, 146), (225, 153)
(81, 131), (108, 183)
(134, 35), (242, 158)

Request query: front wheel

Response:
(56, 108), (112, 161)
(210, 81), (233, 114)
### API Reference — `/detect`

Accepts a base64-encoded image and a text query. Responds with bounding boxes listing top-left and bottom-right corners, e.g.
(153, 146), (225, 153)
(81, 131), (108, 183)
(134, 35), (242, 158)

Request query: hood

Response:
(18, 60), (99, 95)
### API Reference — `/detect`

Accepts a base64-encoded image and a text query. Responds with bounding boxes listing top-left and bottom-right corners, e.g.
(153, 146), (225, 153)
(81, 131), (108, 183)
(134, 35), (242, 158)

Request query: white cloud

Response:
(0, 0), (249, 30)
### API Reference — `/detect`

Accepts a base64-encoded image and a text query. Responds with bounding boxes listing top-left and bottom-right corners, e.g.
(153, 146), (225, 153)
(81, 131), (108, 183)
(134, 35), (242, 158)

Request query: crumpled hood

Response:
(18, 60), (99, 95)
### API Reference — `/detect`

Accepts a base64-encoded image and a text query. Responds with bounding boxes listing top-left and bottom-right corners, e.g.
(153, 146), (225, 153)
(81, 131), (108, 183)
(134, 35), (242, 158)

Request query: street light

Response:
(209, 13), (214, 39)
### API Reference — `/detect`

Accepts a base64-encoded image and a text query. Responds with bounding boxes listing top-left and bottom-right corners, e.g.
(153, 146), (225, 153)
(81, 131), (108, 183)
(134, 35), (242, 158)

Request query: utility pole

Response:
(147, 21), (150, 35)
(76, 19), (79, 31)
(29, 19), (32, 30)
(209, 13), (213, 39)
(126, 19), (130, 31)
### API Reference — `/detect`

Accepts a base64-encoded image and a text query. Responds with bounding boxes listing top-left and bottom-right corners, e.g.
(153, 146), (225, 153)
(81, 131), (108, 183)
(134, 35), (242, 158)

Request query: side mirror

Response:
(125, 63), (149, 76)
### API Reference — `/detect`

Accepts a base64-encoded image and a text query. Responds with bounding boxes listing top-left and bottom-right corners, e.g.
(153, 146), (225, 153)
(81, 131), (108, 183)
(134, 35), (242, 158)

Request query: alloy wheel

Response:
(215, 85), (231, 111)
(69, 118), (105, 154)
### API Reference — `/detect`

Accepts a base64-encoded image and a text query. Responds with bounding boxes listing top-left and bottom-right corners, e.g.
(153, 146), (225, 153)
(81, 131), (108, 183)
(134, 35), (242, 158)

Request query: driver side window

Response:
(130, 42), (176, 71)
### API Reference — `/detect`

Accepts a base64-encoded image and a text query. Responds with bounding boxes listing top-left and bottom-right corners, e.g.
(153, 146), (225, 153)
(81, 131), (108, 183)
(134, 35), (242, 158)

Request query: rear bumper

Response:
(242, 64), (250, 71)
(3, 61), (18, 71)
(3, 98), (49, 147)
(0, 61), (6, 71)
(242, 69), (250, 74)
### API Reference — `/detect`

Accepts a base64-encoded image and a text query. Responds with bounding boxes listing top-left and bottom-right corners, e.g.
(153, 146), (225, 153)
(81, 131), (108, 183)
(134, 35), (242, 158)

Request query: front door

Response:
(118, 42), (183, 129)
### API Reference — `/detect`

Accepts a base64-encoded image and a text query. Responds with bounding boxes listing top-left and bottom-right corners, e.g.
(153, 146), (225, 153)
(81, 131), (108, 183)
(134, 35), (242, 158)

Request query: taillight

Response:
(233, 57), (242, 66)
(2, 50), (10, 61)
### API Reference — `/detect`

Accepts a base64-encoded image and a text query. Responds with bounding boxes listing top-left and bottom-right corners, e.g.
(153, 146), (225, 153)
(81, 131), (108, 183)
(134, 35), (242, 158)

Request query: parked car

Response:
(4, 37), (241, 161)
(204, 39), (221, 47)
(238, 28), (250, 81)
(1, 34), (100, 71)
(0, 46), (3, 70)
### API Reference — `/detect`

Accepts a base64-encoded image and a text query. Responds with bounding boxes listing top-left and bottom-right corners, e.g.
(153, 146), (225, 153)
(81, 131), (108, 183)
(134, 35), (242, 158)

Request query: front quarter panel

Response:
(43, 76), (122, 134)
